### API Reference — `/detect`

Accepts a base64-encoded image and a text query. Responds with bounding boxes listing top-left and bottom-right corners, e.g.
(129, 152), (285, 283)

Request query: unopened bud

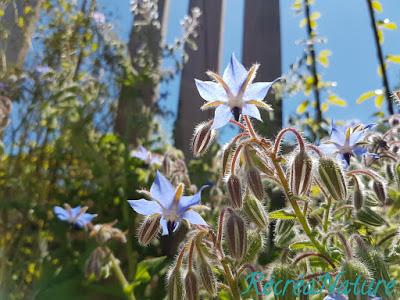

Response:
(246, 167), (264, 201)
(356, 206), (386, 227)
(185, 270), (199, 300)
(242, 230), (264, 263)
(352, 177), (363, 211)
(227, 175), (243, 209)
(225, 211), (247, 260)
(340, 259), (371, 284)
(192, 120), (215, 157)
(138, 214), (161, 246)
(243, 195), (268, 230)
(318, 157), (347, 201)
(198, 261), (217, 296)
(84, 247), (110, 280)
(162, 154), (171, 176)
(289, 150), (313, 196)
(244, 145), (274, 176)
(274, 220), (295, 248)
(372, 180), (387, 204)
(167, 268), (184, 300)
(270, 264), (296, 299)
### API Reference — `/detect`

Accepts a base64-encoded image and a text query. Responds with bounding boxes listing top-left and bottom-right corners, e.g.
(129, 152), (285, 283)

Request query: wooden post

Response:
(242, 0), (282, 137)
(0, 0), (42, 70)
(115, 0), (170, 144)
(174, 0), (224, 157)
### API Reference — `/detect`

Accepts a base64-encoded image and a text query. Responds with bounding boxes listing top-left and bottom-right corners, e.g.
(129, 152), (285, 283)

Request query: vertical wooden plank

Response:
(242, 0), (282, 137)
(115, 0), (170, 144)
(174, 0), (224, 157)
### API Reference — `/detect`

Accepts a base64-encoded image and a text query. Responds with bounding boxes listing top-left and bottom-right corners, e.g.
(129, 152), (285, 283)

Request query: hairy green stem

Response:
(110, 253), (136, 300)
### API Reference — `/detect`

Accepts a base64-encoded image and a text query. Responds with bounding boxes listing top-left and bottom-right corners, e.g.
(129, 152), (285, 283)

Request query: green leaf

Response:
(356, 90), (376, 104)
(372, 0), (383, 13)
(134, 256), (166, 284)
(289, 241), (318, 251)
(269, 209), (296, 220)
(296, 100), (309, 114)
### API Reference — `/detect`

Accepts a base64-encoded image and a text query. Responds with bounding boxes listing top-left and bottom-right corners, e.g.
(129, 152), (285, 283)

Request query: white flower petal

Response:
(211, 105), (233, 129)
(195, 79), (227, 101)
(243, 82), (274, 101)
(242, 103), (262, 121)
(222, 53), (248, 95)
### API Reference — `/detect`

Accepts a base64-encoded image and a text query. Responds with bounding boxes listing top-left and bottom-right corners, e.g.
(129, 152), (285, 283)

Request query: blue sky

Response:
(98, 0), (400, 140)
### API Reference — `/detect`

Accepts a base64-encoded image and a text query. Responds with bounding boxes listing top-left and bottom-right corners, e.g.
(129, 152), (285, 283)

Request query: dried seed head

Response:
(318, 157), (347, 201)
(184, 270), (199, 300)
(352, 177), (363, 211)
(167, 268), (184, 300)
(225, 211), (247, 260)
(227, 175), (243, 208)
(246, 167), (264, 201)
(192, 120), (215, 157)
(372, 180), (387, 204)
(198, 261), (217, 296)
(138, 214), (161, 246)
(289, 150), (313, 196)
(243, 195), (269, 230)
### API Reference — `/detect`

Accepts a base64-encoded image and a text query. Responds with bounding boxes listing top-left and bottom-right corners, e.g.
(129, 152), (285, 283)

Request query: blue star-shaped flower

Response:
(128, 171), (208, 235)
(195, 53), (279, 129)
(131, 145), (162, 166)
(319, 123), (374, 167)
(53, 204), (97, 228)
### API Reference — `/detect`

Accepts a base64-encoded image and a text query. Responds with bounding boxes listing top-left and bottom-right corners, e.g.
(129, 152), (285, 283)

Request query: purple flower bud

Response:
(198, 261), (217, 296)
(225, 211), (247, 260)
(246, 167), (264, 201)
(372, 180), (387, 204)
(138, 214), (161, 246)
(243, 195), (268, 230)
(352, 177), (363, 211)
(192, 120), (215, 157)
(227, 175), (243, 209)
(184, 270), (199, 300)
(289, 150), (313, 196)
(318, 157), (347, 201)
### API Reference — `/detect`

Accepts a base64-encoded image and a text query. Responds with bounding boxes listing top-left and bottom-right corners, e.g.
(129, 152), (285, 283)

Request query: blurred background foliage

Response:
(0, 0), (399, 299)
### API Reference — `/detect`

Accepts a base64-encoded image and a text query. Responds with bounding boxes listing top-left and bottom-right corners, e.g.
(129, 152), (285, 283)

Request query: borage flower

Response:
(53, 204), (97, 228)
(195, 53), (279, 129)
(319, 123), (374, 167)
(128, 171), (208, 235)
(131, 145), (162, 166)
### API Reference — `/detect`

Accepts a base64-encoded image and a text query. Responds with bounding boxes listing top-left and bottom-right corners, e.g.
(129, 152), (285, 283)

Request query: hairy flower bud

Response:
(352, 177), (363, 211)
(185, 270), (199, 300)
(356, 206), (386, 227)
(340, 259), (371, 287)
(244, 145), (274, 176)
(270, 264), (296, 300)
(84, 246), (110, 280)
(372, 180), (387, 204)
(318, 157), (347, 201)
(225, 211), (247, 260)
(274, 220), (295, 248)
(242, 230), (264, 263)
(167, 268), (184, 300)
(198, 261), (217, 296)
(243, 195), (268, 230)
(246, 167), (264, 201)
(227, 175), (243, 209)
(138, 214), (161, 246)
(289, 150), (313, 196)
(90, 221), (127, 244)
(192, 120), (215, 157)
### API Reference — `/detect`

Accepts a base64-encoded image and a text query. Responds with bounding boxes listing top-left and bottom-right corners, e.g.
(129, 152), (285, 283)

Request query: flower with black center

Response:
(128, 171), (208, 235)
(195, 53), (279, 129)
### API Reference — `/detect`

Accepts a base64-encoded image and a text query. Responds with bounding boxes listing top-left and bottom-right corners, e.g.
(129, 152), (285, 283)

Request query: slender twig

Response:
(366, 0), (394, 114)
(293, 252), (336, 269)
(304, 0), (322, 123)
